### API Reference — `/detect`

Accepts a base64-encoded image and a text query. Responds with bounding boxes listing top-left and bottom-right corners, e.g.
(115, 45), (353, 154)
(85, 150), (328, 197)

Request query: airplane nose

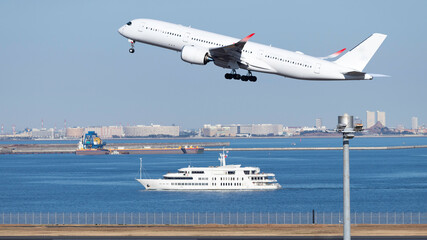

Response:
(118, 26), (126, 36)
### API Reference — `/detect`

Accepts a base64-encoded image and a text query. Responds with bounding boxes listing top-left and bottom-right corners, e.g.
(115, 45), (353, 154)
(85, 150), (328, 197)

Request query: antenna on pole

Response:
(337, 113), (363, 240)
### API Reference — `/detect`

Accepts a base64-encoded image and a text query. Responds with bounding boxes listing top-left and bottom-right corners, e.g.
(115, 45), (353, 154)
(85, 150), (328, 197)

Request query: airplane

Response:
(118, 19), (387, 82)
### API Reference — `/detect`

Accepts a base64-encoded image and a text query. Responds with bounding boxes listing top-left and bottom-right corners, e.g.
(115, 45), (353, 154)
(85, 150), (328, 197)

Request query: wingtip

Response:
(241, 33), (255, 42)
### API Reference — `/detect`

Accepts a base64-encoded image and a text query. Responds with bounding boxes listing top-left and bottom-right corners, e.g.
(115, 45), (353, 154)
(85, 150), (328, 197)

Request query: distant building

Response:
(202, 124), (283, 137)
(66, 127), (84, 138)
(85, 126), (124, 139)
(366, 111), (376, 128)
(377, 111), (386, 127)
(283, 126), (301, 136)
(315, 118), (322, 129)
(412, 117), (418, 130)
(238, 125), (252, 135)
(31, 128), (54, 139)
(66, 125), (177, 139)
(202, 124), (236, 137)
(123, 125), (179, 137)
(251, 124), (283, 136)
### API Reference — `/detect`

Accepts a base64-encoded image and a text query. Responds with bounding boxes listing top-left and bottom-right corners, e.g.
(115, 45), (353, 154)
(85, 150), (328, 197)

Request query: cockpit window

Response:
(127, 21), (132, 26)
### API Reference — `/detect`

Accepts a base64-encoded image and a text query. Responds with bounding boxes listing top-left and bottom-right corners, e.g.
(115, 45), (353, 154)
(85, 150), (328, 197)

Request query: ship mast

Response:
(218, 148), (228, 166)
(139, 157), (142, 179)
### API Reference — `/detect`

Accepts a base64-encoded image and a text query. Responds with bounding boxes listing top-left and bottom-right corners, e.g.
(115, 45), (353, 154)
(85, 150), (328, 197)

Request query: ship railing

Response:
(251, 178), (277, 183)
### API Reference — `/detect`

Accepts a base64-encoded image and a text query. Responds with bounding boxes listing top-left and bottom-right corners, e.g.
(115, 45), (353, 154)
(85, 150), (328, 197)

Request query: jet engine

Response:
(181, 46), (210, 65)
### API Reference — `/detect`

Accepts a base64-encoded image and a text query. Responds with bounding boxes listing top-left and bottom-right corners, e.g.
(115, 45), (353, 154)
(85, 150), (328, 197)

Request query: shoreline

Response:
(1, 135), (427, 142)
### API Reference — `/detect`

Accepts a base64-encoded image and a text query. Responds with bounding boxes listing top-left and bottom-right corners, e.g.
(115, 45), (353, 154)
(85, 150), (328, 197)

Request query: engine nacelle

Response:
(181, 46), (209, 65)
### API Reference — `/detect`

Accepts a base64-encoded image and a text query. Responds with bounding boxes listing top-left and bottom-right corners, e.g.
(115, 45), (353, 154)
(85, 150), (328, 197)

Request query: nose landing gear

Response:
(128, 39), (135, 53)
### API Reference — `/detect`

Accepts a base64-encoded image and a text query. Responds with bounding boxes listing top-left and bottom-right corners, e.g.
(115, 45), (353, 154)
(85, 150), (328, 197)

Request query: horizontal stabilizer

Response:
(335, 33), (387, 72)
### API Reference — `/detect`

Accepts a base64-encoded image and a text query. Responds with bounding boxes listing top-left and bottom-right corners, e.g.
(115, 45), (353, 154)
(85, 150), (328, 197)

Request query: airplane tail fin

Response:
(334, 33), (387, 72)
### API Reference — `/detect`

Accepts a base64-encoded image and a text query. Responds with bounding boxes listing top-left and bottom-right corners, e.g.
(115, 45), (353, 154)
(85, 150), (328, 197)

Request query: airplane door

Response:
(138, 22), (145, 32)
(183, 32), (191, 43)
(258, 50), (264, 59)
(314, 63), (321, 74)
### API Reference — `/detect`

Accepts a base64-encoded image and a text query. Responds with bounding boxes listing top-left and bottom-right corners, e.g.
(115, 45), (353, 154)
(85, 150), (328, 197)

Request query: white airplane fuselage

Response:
(118, 19), (386, 81)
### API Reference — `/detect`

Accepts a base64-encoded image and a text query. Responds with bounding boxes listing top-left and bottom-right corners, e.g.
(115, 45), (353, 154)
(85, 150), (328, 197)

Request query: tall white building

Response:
(366, 111), (376, 128)
(377, 111), (386, 127)
(412, 117), (418, 130)
(315, 118), (322, 129)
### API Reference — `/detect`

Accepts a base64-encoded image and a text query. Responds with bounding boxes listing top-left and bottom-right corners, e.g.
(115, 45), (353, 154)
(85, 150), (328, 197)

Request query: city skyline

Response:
(1, 1), (426, 130)
(1, 113), (423, 134)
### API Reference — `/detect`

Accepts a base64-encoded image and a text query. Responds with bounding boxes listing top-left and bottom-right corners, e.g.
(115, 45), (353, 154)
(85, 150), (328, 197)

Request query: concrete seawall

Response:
(1, 143), (426, 154)
(0, 142), (230, 154)
(206, 145), (427, 151)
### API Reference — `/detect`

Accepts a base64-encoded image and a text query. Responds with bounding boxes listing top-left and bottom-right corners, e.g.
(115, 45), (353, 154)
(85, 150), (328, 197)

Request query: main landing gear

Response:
(225, 70), (257, 82)
(128, 39), (135, 53)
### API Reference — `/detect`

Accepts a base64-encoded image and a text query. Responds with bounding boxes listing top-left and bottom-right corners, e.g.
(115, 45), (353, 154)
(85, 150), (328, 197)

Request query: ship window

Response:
(244, 171), (250, 175)
(192, 171), (204, 174)
(227, 171), (235, 175)
(251, 170), (256, 174)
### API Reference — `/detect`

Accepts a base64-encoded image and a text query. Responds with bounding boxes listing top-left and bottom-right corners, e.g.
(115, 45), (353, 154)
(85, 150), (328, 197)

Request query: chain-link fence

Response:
(1, 212), (426, 225)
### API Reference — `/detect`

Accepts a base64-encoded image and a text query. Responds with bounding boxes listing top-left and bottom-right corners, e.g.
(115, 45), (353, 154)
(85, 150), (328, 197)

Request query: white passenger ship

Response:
(136, 150), (281, 190)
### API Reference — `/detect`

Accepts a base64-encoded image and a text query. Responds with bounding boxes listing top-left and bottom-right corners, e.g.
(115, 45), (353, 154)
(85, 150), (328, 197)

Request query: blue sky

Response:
(0, 0), (426, 130)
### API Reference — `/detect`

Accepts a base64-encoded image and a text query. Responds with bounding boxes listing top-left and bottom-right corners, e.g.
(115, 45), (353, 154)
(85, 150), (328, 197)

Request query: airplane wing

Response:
(209, 33), (255, 66)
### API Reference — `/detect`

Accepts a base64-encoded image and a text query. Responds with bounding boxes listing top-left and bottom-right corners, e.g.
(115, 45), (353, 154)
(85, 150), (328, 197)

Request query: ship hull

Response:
(110, 147), (204, 155)
(76, 147), (204, 155)
(136, 179), (281, 191)
(75, 149), (109, 155)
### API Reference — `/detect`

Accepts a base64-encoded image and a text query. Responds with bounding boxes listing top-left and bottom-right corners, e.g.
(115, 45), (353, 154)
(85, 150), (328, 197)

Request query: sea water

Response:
(0, 137), (426, 213)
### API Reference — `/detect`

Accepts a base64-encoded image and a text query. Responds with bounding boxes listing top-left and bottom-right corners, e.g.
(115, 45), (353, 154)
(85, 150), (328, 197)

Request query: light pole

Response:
(337, 113), (362, 240)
